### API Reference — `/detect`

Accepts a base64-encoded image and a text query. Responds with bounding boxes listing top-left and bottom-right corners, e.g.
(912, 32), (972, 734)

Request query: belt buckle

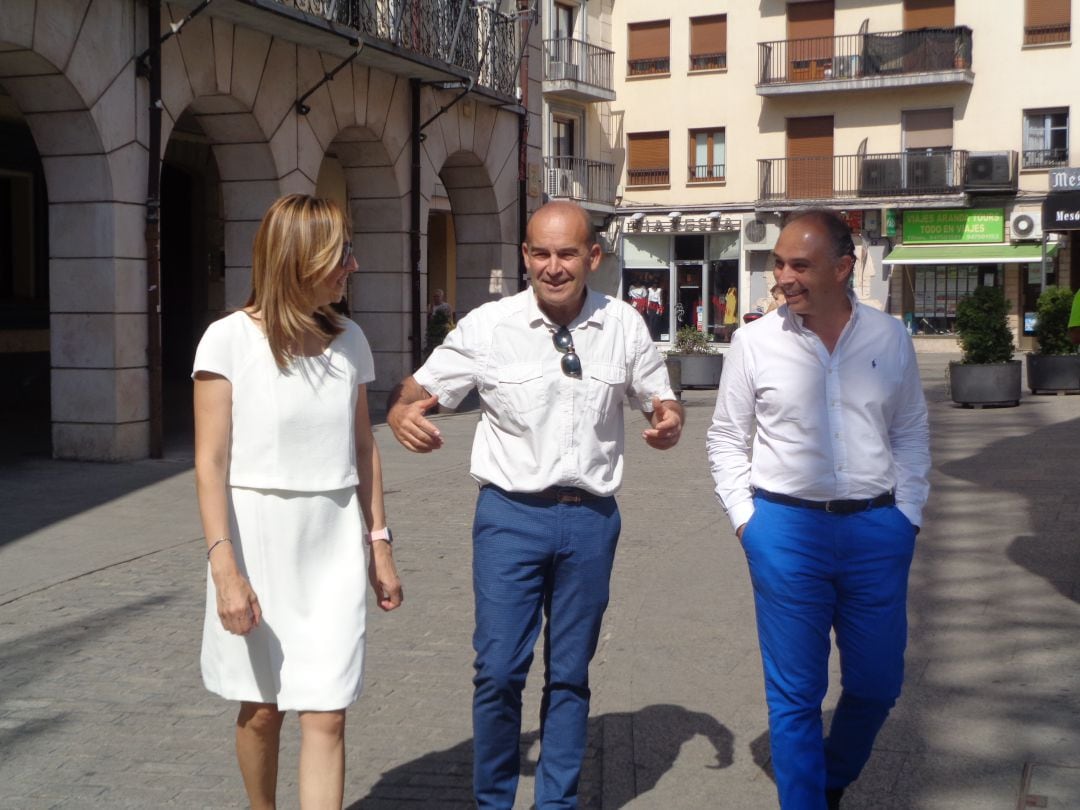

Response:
(556, 488), (583, 504)
(825, 500), (838, 514)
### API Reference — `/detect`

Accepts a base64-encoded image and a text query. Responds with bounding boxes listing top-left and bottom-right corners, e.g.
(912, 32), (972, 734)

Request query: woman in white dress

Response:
(193, 194), (402, 809)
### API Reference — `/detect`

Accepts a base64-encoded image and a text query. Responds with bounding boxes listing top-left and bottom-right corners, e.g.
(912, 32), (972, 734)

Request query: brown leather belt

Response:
(754, 488), (895, 515)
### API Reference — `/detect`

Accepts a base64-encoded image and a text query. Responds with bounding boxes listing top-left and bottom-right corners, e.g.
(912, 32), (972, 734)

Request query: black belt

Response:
(482, 484), (602, 504)
(754, 488), (895, 515)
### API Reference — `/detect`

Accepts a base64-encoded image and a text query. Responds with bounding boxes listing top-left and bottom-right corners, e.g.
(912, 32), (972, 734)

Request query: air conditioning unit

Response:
(549, 61), (580, 81)
(906, 153), (949, 191)
(546, 167), (575, 198)
(859, 158), (902, 196)
(965, 152), (1014, 187)
(832, 54), (860, 78)
(1010, 210), (1043, 241)
(741, 213), (781, 250)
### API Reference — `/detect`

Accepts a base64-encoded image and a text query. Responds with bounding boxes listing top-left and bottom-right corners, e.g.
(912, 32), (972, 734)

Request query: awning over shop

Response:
(881, 243), (1059, 265)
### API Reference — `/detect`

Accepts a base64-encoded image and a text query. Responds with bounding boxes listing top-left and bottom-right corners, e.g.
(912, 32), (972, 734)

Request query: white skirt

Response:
(201, 486), (368, 711)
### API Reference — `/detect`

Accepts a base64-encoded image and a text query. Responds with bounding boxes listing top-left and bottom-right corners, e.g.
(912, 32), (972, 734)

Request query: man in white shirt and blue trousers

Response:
(388, 201), (684, 809)
(707, 209), (930, 809)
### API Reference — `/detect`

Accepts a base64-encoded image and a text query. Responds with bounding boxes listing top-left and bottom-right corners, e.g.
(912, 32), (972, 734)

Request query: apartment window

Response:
(688, 129), (725, 183)
(689, 15), (727, 71)
(1025, 0), (1070, 45)
(627, 131), (670, 186)
(628, 20), (670, 76)
(1023, 108), (1069, 168)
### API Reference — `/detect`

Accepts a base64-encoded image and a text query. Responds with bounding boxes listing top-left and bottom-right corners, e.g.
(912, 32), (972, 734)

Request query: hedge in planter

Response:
(1027, 286), (1080, 394)
(950, 285), (1020, 407)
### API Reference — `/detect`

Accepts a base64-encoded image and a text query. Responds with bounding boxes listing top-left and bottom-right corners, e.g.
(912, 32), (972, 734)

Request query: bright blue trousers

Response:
(742, 497), (917, 809)
(471, 486), (620, 810)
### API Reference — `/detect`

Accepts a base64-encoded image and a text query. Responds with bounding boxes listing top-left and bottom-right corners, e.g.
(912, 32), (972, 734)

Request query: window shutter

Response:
(787, 1), (834, 63)
(628, 20), (670, 61)
(903, 108), (954, 150)
(690, 15), (727, 56)
(902, 0), (956, 30)
(1026, 0), (1070, 27)
(629, 132), (670, 170)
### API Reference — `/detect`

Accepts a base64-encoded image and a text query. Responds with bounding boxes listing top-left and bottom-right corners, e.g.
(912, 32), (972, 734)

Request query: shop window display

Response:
(911, 265), (998, 333)
(622, 268), (669, 341)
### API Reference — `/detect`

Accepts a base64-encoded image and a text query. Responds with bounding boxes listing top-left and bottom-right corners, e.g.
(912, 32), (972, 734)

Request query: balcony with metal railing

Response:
(218, 0), (522, 102)
(626, 167), (670, 187)
(688, 163), (725, 183)
(757, 26), (973, 96)
(544, 156), (617, 210)
(1022, 147), (1069, 169)
(756, 150), (1002, 204)
(543, 38), (615, 102)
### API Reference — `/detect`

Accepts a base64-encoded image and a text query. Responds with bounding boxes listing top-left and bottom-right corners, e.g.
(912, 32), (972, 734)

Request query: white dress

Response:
(192, 312), (375, 711)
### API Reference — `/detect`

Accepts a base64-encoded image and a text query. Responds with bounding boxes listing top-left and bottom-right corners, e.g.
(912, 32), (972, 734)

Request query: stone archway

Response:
(0, 3), (148, 460)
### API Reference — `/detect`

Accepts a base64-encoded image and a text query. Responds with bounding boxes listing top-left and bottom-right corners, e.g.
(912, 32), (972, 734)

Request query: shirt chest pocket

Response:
(495, 361), (548, 419)
(584, 362), (626, 416)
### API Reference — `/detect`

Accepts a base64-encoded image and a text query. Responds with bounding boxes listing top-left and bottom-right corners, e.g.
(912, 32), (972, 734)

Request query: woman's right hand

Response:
(212, 567), (262, 635)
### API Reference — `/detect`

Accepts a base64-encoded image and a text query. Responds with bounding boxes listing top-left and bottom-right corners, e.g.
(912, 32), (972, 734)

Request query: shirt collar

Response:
(527, 286), (607, 331)
(784, 289), (860, 334)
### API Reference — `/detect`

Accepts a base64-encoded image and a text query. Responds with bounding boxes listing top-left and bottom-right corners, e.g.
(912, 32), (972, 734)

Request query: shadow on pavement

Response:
(347, 704), (733, 809)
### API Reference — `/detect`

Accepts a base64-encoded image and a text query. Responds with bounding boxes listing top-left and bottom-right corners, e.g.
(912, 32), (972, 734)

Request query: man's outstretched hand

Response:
(643, 396), (683, 450)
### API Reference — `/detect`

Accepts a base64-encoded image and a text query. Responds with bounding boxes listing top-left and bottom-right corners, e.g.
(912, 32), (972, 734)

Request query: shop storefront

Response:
(883, 208), (1057, 347)
(621, 218), (742, 343)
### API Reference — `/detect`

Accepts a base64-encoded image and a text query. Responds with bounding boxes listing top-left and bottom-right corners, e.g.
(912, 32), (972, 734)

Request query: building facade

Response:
(611, 0), (1078, 351)
(538, 0), (620, 286)
(0, 0), (541, 460)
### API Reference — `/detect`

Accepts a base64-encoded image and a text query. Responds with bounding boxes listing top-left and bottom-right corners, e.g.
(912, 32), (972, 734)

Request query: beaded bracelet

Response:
(206, 537), (232, 560)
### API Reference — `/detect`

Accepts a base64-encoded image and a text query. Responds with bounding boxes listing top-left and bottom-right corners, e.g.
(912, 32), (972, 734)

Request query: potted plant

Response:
(667, 325), (723, 389)
(949, 285), (1021, 407)
(1027, 285), (1080, 393)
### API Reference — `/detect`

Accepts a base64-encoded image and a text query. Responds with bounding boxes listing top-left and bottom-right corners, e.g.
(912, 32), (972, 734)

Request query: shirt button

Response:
(834, 433), (840, 438)
(836, 465), (843, 471)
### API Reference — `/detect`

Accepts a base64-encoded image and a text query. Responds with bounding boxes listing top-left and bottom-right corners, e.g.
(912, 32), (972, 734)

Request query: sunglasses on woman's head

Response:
(552, 326), (582, 378)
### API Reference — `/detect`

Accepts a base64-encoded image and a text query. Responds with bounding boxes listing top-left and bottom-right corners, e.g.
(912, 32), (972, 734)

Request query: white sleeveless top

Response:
(192, 312), (375, 492)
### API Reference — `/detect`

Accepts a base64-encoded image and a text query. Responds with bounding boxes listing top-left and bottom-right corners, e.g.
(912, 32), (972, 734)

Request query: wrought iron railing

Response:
(1024, 23), (1071, 45)
(757, 150), (969, 201)
(688, 163), (725, 183)
(689, 51), (726, 71)
(1022, 148), (1069, 169)
(627, 57), (670, 76)
(544, 156), (616, 205)
(758, 26), (972, 85)
(627, 167), (669, 186)
(543, 38), (614, 93)
(277, 0), (520, 98)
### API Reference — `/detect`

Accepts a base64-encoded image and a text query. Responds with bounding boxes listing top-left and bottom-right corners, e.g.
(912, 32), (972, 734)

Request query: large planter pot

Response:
(672, 353), (724, 389)
(949, 360), (1021, 407)
(1026, 353), (1080, 393)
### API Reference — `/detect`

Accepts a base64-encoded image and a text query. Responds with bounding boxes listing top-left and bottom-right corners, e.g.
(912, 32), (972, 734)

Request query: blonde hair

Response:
(246, 194), (350, 369)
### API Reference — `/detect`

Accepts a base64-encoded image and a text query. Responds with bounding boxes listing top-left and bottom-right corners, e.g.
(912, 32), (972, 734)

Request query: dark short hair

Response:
(785, 208), (856, 264)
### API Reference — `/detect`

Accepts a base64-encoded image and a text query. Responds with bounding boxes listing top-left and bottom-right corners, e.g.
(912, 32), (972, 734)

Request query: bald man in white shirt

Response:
(388, 201), (683, 810)
(707, 209), (929, 810)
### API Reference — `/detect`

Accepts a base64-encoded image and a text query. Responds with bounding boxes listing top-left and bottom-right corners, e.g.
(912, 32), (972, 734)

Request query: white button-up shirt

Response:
(414, 287), (675, 497)
(706, 297), (930, 531)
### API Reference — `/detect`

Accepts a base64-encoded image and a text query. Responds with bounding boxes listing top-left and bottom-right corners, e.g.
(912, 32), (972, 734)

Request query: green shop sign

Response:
(902, 208), (1004, 244)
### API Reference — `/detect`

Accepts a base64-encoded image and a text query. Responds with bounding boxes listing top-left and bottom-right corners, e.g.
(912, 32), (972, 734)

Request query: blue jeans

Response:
(741, 497), (917, 809)
(471, 486), (621, 809)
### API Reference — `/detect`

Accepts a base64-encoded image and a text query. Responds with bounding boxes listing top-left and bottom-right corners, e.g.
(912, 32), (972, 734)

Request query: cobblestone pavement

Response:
(1, 354), (1078, 808)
